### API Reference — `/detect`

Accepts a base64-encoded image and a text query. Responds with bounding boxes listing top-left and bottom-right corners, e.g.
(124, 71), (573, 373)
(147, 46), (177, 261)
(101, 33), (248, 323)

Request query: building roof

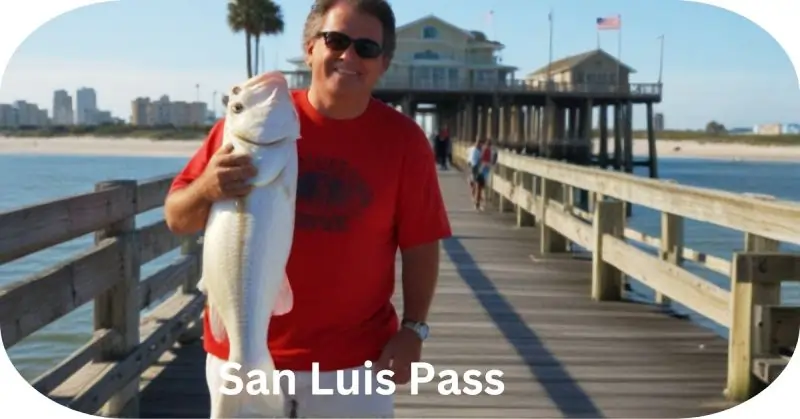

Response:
(526, 48), (636, 77)
(396, 14), (505, 49)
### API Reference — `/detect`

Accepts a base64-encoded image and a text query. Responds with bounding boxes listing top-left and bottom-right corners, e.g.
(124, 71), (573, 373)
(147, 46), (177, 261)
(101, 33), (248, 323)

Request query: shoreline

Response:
(1, 137), (799, 163)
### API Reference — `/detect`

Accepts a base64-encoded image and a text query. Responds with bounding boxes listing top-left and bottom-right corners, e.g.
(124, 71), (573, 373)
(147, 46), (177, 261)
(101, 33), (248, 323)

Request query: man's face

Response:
(305, 2), (389, 98)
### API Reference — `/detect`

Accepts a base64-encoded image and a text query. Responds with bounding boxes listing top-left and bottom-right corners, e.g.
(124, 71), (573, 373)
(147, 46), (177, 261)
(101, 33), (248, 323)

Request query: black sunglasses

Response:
(316, 31), (383, 59)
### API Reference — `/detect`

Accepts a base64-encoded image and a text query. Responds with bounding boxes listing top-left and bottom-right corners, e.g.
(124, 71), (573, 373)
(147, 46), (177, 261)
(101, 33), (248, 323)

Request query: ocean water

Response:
(0, 151), (798, 382)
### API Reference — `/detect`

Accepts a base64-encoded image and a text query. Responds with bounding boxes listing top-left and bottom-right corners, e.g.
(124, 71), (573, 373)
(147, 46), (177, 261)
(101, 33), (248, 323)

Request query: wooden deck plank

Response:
(137, 170), (735, 418)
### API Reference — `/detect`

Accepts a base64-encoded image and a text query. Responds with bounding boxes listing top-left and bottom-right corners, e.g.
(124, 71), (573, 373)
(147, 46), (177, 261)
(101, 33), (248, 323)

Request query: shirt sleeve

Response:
(168, 119), (225, 194)
(395, 125), (453, 250)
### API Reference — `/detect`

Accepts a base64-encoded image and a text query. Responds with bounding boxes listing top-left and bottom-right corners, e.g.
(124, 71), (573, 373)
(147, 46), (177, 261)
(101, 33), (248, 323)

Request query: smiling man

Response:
(163, 0), (451, 417)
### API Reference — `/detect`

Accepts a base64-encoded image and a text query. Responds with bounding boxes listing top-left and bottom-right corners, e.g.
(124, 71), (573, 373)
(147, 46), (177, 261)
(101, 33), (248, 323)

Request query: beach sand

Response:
(1, 136), (798, 162)
(624, 138), (800, 162)
(0, 137), (203, 158)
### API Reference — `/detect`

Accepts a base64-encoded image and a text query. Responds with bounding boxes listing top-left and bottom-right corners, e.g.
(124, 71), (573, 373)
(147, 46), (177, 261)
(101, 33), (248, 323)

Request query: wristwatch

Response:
(401, 319), (430, 341)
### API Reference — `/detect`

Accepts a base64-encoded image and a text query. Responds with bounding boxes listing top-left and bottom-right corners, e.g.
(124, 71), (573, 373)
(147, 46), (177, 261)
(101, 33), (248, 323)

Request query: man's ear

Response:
(380, 56), (391, 74)
(304, 40), (315, 67)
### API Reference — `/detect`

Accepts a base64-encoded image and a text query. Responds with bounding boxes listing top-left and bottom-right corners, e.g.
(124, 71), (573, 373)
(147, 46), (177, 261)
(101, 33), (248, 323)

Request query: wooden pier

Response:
(2, 146), (799, 418)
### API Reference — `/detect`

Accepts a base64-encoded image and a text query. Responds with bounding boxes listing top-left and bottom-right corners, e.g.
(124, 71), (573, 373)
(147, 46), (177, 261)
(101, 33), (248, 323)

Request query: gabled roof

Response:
(526, 48), (636, 77)
(396, 14), (505, 48)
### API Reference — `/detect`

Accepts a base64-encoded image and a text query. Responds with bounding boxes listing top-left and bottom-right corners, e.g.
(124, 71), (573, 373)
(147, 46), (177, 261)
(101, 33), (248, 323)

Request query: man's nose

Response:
(338, 44), (360, 63)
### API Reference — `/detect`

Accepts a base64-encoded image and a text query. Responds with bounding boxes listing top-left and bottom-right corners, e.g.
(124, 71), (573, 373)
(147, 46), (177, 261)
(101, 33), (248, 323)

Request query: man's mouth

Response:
(335, 68), (359, 76)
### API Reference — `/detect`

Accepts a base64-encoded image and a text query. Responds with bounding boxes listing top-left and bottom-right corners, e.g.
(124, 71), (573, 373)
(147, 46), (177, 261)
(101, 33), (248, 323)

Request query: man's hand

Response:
(374, 328), (422, 385)
(197, 143), (258, 201)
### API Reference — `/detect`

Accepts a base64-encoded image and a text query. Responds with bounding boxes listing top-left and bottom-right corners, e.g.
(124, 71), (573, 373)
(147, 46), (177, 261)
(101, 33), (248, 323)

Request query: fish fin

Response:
(272, 274), (294, 316)
(281, 181), (291, 199)
(208, 304), (228, 343)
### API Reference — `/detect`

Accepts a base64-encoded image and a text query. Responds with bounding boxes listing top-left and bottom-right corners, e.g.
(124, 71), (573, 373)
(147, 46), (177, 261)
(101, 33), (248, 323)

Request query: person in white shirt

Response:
(466, 138), (487, 210)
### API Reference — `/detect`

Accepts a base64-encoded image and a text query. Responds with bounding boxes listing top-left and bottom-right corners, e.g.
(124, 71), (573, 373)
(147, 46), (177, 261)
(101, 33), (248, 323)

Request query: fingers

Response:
(373, 351), (413, 385)
(218, 165), (257, 182)
(391, 356), (412, 385)
(214, 143), (234, 155)
(373, 349), (392, 377)
(201, 144), (260, 201)
(217, 153), (253, 168)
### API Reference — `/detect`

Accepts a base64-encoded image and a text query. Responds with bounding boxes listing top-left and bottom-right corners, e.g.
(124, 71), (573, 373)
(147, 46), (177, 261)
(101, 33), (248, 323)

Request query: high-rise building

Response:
(130, 97), (150, 125)
(653, 112), (665, 132)
(188, 102), (208, 126)
(130, 95), (209, 127)
(76, 87), (97, 125)
(147, 95), (172, 126)
(52, 90), (74, 125)
(0, 104), (16, 127)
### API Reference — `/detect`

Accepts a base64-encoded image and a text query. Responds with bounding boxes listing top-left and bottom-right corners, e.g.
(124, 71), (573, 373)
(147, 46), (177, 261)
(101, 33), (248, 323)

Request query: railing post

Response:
(726, 252), (759, 401)
(93, 180), (140, 417)
(498, 165), (513, 213)
(515, 171), (535, 227)
(657, 212), (683, 305)
(540, 178), (567, 254)
(591, 200), (624, 301)
(178, 233), (204, 344)
(180, 234), (202, 293)
(728, 231), (783, 397)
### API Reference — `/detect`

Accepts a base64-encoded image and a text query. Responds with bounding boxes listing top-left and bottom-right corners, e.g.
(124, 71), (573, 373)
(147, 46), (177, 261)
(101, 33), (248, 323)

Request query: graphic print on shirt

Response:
(295, 155), (373, 232)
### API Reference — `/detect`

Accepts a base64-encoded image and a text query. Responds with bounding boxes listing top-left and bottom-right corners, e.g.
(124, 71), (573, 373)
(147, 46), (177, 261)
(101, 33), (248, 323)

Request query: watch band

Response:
(401, 319), (429, 341)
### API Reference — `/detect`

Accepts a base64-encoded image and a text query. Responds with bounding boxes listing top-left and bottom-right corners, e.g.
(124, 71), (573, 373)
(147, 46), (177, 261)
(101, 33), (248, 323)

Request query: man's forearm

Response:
(164, 181), (212, 235)
(400, 241), (440, 323)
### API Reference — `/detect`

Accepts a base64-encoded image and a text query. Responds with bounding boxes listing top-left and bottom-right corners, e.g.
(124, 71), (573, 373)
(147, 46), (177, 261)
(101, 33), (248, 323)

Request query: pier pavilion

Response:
(282, 14), (662, 178)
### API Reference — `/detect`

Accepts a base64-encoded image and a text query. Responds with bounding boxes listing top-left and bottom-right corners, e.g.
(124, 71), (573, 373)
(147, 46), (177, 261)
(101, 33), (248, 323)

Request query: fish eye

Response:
(232, 86), (241, 95)
(232, 102), (244, 113)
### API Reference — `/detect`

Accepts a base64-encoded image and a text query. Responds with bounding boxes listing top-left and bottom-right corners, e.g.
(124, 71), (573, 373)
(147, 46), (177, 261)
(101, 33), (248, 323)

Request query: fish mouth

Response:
(232, 131), (291, 148)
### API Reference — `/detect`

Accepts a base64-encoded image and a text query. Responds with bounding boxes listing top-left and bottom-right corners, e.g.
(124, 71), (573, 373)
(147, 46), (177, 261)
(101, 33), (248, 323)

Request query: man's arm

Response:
(396, 127), (453, 325)
(163, 121), (223, 235)
(164, 180), (213, 235)
(399, 241), (440, 323)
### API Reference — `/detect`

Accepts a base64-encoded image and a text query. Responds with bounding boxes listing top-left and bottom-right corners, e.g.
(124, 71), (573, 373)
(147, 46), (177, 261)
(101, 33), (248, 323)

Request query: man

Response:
(163, 0), (451, 417)
(432, 125), (451, 170)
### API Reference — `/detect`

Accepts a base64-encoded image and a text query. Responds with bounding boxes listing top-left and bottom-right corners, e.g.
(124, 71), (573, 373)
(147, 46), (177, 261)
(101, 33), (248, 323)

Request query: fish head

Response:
(225, 71), (301, 146)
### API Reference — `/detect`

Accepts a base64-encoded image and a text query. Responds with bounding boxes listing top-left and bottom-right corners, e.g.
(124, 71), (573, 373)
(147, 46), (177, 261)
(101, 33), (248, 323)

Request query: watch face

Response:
(418, 324), (429, 340)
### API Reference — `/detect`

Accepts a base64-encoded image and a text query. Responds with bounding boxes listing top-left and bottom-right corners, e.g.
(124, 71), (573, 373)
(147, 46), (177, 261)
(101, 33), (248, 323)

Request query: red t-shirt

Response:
(481, 146), (492, 163)
(168, 89), (452, 372)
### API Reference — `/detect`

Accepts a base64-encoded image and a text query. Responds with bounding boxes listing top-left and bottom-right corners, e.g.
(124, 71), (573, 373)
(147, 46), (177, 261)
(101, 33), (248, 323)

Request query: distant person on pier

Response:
(432, 125), (451, 170)
(163, 0), (451, 417)
(467, 138), (491, 210)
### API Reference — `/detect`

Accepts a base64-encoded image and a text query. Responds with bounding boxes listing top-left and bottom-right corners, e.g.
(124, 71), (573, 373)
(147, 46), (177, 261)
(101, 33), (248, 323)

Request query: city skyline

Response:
(0, 87), (212, 128)
(0, 0), (798, 130)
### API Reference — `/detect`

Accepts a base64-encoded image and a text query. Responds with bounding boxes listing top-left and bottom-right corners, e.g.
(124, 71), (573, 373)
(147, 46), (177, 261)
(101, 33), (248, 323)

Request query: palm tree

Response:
(226, 0), (285, 78)
(253, 0), (284, 74)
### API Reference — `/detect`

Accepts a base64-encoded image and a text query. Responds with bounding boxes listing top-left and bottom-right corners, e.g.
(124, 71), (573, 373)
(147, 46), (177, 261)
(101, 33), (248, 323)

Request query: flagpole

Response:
(616, 14), (622, 93)
(547, 8), (553, 88)
(657, 34), (664, 84)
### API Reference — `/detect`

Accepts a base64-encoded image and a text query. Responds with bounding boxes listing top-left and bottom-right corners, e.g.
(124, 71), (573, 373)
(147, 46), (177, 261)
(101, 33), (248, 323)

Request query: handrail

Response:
(451, 141), (798, 402)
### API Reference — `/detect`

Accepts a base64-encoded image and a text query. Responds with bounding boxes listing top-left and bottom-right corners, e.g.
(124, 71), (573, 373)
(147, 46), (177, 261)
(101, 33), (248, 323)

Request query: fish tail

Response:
(252, 352), (286, 414)
(209, 352), (284, 418)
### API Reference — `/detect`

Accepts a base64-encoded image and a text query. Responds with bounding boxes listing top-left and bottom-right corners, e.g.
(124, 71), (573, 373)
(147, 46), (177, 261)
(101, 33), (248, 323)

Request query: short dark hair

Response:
(303, 0), (397, 61)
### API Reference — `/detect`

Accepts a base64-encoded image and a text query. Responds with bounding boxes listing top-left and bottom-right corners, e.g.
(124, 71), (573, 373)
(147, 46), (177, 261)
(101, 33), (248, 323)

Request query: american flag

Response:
(596, 15), (621, 30)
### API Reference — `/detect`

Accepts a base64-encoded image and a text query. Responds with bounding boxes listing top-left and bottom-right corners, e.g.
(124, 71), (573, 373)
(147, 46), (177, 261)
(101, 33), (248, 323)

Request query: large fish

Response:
(199, 70), (300, 418)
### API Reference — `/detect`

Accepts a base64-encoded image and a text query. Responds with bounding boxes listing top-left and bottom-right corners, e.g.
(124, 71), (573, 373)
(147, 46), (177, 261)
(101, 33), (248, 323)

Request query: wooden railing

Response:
(281, 70), (663, 98)
(451, 142), (800, 402)
(0, 174), (204, 416)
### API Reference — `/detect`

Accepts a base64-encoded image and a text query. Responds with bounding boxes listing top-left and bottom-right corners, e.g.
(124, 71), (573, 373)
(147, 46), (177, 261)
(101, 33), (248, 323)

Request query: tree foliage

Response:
(227, 0), (285, 78)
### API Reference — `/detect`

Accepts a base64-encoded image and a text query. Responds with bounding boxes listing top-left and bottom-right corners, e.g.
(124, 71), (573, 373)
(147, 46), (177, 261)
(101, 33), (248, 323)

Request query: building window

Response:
(413, 50), (439, 60)
(422, 26), (438, 39)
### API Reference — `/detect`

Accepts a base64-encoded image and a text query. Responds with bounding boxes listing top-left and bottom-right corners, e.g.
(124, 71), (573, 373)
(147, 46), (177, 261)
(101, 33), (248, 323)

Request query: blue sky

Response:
(0, 0), (798, 130)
